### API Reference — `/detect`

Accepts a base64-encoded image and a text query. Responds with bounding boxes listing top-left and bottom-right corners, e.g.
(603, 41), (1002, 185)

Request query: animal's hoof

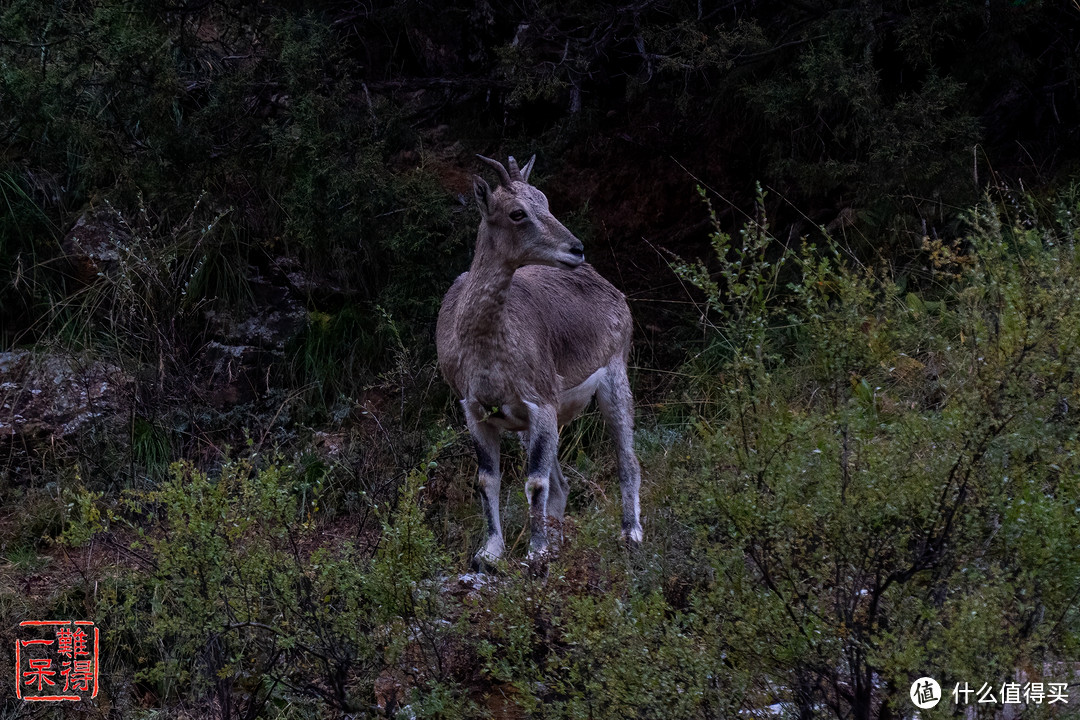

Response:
(472, 548), (504, 573)
(621, 525), (644, 549)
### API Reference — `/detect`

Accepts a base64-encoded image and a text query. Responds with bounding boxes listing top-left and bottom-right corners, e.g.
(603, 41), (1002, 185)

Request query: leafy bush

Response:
(60, 441), (468, 717)
(653, 183), (1080, 718)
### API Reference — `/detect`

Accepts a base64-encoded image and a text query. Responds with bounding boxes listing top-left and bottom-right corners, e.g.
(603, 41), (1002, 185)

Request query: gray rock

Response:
(0, 350), (130, 444)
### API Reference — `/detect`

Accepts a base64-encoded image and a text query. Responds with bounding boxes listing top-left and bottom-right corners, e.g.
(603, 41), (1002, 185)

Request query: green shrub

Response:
(658, 183), (1080, 718)
(60, 440), (466, 717)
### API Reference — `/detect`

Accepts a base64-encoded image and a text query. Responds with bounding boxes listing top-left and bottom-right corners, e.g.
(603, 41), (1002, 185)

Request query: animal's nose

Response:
(569, 243), (585, 260)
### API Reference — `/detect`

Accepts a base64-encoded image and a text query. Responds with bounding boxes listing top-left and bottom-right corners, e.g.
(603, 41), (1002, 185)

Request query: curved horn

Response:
(508, 156), (521, 181)
(476, 154), (511, 187)
(520, 155), (536, 183)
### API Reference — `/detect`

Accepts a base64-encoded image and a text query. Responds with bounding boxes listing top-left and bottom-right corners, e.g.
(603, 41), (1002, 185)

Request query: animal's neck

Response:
(456, 228), (517, 353)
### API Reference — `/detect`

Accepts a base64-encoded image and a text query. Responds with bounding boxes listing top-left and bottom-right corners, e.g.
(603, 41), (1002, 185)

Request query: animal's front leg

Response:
(524, 404), (559, 558)
(466, 408), (505, 566)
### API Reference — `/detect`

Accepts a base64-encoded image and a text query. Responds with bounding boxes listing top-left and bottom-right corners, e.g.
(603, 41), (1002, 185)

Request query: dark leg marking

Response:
(527, 433), (549, 477)
(474, 439), (496, 475)
(478, 487), (498, 533)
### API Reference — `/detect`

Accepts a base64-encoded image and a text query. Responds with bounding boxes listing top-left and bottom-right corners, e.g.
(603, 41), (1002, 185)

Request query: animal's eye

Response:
(509, 209), (527, 222)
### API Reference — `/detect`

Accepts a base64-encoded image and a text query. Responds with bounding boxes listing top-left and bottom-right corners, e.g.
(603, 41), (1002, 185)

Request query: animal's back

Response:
(436, 263), (631, 397)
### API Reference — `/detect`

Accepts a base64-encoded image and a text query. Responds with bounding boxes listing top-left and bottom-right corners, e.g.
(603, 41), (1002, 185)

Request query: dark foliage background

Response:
(2, 1), (1080, 718)
(3, 0), (1078, 359)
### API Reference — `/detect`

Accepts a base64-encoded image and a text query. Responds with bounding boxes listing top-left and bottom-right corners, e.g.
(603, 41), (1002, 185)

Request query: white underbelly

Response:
(556, 367), (606, 426)
(464, 367), (607, 432)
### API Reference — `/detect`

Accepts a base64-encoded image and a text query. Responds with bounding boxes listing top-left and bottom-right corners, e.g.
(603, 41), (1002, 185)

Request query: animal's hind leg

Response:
(547, 462), (570, 523)
(524, 404), (559, 558)
(520, 433), (568, 524)
(541, 460), (571, 551)
(521, 430), (568, 549)
(467, 407), (504, 566)
(595, 360), (643, 544)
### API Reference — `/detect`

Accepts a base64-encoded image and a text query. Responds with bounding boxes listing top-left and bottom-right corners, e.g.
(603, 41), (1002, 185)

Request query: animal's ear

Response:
(520, 155), (536, 184)
(473, 174), (492, 217)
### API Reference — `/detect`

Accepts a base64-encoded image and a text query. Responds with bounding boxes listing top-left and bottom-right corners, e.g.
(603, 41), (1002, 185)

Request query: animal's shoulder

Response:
(507, 263), (633, 370)
(512, 264), (624, 302)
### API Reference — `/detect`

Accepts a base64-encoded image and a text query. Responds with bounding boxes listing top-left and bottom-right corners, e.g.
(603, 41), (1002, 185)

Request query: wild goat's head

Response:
(473, 154), (585, 270)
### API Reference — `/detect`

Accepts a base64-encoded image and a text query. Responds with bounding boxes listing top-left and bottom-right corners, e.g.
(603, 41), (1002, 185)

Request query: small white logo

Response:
(911, 677), (941, 709)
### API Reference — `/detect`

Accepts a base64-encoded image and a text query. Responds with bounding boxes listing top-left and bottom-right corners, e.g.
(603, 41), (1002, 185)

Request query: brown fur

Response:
(438, 263), (631, 405)
(436, 154), (643, 563)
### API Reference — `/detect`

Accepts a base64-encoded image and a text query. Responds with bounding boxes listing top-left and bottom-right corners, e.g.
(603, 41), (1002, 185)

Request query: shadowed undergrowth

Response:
(4, 185), (1080, 718)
